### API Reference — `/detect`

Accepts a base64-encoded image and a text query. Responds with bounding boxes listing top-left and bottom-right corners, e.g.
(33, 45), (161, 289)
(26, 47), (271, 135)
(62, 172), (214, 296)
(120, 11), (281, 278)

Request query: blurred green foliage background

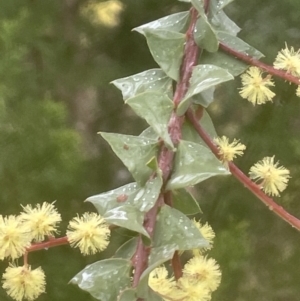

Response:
(0, 0), (300, 300)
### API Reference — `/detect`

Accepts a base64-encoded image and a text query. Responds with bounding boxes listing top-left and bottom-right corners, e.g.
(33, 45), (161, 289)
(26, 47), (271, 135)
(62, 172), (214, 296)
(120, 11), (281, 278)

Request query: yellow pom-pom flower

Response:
(273, 44), (300, 77)
(20, 202), (61, 242)
(214, 136), (246, 162)
(192, 219), (215, 256)
(183, 255), (221, 292)
(239, 66), (275, 105)
(2, 264), (46, 301)
(0, 215), (31, 260)
(177, 276), (211, 301)
(67, 212), (110, 255)
(249, 156), (290, 196)
(148, 266), (175, 297)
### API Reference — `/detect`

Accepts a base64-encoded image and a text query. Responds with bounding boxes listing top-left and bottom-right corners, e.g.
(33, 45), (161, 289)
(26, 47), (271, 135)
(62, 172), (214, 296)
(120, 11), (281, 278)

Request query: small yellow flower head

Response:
(177, 276), (211, 301)
(20, 202), (61, 242)
(273, 44), (300, 77)
(239, 66), (275, 105)
(67, 212), (110, 255)
(296, 86), (300, 97)
(148, 266), (175, 296)
(183, 255), (221, 292)
(249, 156), (290, 196)
(214, 136), (246, 162)
(0, 215), (31, 260)
(2, 264), (46, 301)
(192, 219), (215, 256)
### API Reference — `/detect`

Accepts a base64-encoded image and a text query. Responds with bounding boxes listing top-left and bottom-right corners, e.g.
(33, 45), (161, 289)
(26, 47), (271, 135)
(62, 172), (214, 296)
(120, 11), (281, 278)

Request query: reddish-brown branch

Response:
(186, 108), (300, 230)
(220, 42), (300, 85)
(171, 251), (183, 280)
(131, 7), (201, 291)
(26, 236), (69, 252)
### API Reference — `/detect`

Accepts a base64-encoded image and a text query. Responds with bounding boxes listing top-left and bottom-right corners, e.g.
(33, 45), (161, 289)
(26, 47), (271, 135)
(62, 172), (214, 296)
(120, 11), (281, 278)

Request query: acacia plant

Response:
(1, 0), (300, 301)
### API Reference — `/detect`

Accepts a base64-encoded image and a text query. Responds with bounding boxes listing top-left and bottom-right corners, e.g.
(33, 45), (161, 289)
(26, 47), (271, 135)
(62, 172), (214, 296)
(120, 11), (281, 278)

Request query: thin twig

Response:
(220, 42), (300, 85)
(186, 108), (300, 231)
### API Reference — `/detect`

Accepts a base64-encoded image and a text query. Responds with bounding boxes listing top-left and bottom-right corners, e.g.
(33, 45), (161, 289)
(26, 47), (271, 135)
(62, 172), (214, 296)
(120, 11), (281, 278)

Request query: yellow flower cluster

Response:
(149, 219), (220, 301)
(1, 202), (110, 301)
(149, 256), (221, 301)
(239, 44), (300, 104)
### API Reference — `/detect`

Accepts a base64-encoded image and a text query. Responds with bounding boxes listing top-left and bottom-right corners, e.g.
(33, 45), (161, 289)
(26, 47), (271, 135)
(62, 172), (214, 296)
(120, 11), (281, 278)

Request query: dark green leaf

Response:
(104, 205), (149, 238)
(194, 16), (219, 53)
(111, 69), (173, 100)
(134, 11), (190, 34)
(126, 92), (174, 149)
(177, 64), (233, 115)
(100, 132), (159, 184)
(166, 140), (229, 190)
(142, 29), (185, 81)
(114, 238), (138, 260)
(172, 188), (202, 215)
(70, 259), (131, 301)
(217, 32), (264, 58)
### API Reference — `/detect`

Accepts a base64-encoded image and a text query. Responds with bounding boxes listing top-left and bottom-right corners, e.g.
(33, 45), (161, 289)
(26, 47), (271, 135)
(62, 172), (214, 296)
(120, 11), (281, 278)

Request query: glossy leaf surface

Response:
(153, 205), (209, 250)
(193, 16), (219, 53)
(126, 92), (174, 148)
(87, 177), (162, 214)
(142, 29), (185, 81)
(166, 140), (229, 190)
(218, 32), (264, 58)
(111, 69), (172, 100)
(101, 132), (159, 184)
(70, 259), (131, 301)
(134, 11), (189, 34)
(177, 64), (233, 115)
(104, 205), (149, 238)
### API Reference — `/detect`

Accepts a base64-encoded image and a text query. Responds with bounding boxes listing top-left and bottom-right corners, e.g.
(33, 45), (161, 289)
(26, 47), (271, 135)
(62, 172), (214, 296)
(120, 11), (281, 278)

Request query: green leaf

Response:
(134, 11), (190, 34)
(87, 177), (162, 214)
(118, 289), (137, 301)
(142, 29), (185, 81)
(191, 0), (205, 15)
(182, 109), (218, 144)
(111, 69), (173, 100)
(194, 16), (219, 53)
(70, 259), (131, 301)
(166, 140), (229, 190)
(201, 50), (248, 76)
(177, 64), (233, 115)
(139, 126), (159, 140)
(208, 0), (240, 36)
(153, 205), (209, 250)
(217, 32), (264, 58)
(100, 132), (159, 184)
(214, 0), (235, 9)
(104, 205), (149, 238)
(172, 188), (202, 215)
(87, 182), (140, 214)
(126, 92), (174, 149)
(114, 238), (138, 260)
(192, 86), (215, 107)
